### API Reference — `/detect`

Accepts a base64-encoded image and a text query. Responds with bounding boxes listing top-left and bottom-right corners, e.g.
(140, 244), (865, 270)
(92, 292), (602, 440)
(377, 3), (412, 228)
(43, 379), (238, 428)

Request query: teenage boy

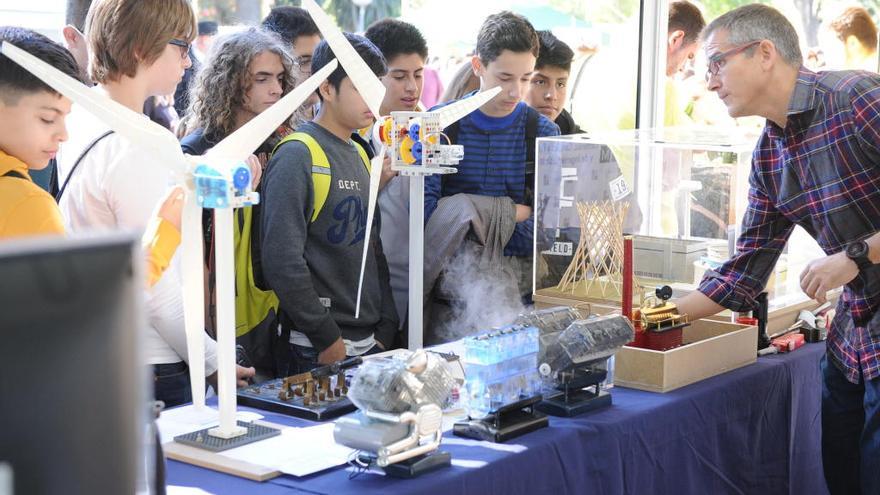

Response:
(181, 27), (298, 380)
(425, 11), (560, 298)
(0, 26), (186, 289)
(261, 34), (398, 373)
(263, 6), (322, 120)
(364, 18), (428, 338)
(0, 27), (77, 238)
(55, 0), (253, 407)
(524, 30), (582, 135)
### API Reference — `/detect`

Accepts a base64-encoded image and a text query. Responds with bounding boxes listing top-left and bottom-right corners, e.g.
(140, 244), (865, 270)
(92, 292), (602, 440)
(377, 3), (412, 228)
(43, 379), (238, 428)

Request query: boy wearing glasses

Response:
(677, 5), (880, 494)
(262, 6), (322, 120)
(56, 0), (254, 407)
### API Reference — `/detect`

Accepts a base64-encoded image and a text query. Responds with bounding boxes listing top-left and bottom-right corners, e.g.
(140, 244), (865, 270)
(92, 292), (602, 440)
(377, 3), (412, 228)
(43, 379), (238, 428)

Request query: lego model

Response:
(333, 350), (459, 478)
(303, 0), (500, 350)
(237, 357), (363, 421)
(0, 41), (340, 446)
(453, 325), (548, 442)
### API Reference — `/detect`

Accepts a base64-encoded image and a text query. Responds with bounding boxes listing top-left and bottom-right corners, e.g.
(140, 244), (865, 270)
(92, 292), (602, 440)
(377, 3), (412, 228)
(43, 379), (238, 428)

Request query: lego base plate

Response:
(173, 421), (280, 452)
(237, 378), (357, 421)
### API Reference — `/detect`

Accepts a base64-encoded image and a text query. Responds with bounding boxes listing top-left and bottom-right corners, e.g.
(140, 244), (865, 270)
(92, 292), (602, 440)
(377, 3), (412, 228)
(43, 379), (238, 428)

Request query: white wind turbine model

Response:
(1, 41), (339, 442)
(303, 0), (501, 350)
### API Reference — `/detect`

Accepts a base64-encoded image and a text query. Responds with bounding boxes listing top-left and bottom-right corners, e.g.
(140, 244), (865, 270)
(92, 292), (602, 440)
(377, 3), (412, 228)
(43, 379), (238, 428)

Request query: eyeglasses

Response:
(168, 39), (191, 60)
(705, 40), (761, 81)
(293, 55), (312, 75)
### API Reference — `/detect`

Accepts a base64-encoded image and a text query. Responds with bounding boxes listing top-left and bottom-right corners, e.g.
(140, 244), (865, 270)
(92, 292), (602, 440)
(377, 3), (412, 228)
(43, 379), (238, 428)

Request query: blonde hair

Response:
(86, 0), (196, 83)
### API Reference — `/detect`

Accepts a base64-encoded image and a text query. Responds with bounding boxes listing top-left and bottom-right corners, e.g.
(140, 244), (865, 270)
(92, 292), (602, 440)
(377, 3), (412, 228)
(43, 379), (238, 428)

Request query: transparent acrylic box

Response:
(533, 127), (823, 311)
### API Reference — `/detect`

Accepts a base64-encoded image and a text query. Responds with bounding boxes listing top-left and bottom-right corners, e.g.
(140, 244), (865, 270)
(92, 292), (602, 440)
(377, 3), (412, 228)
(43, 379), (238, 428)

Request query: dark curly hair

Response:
(187, 27), (300, 140)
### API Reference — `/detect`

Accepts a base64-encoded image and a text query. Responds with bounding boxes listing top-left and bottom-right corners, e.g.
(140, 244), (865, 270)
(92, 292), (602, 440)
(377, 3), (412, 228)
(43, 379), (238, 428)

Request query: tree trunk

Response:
(65, 0), (92, 30)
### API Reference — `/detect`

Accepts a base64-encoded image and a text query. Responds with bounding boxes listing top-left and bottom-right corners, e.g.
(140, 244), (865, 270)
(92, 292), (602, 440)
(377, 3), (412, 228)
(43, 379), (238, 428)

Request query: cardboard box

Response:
(633, 235), (709, 283)
(613, 319), (757, 393)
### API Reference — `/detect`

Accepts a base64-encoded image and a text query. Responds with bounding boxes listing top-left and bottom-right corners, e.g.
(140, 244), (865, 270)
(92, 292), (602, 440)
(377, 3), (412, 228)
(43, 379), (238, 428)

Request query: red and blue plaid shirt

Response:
(698, 67), (880, 384)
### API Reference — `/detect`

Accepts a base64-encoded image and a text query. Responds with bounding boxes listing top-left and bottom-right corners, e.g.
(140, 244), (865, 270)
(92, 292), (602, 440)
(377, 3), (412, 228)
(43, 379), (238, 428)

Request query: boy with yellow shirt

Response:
(0, 26), (181, 288)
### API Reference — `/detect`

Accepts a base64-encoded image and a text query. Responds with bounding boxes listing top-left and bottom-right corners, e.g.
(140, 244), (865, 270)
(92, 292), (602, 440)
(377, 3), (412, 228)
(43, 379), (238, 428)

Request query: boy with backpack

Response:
(261, 33), (398, 373)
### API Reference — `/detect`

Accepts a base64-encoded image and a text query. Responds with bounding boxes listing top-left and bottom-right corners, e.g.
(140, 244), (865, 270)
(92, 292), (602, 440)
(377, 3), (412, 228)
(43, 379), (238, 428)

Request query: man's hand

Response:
(317, 337), (346, 365)
(800, 251), (858, 304)
(379, 154), (397, 191)
(206, 365), (256, 390)
(515, 204), (532, 223)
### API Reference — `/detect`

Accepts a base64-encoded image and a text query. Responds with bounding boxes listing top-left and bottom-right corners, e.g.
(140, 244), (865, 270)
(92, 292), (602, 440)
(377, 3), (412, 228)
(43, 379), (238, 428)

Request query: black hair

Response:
(0, 26), (81, 104)
(535, 30), (574, 72)
(364, 18), (428, 62)
(311, 33), (387, 101)
(669, 1), (706, 45)
(475, 11), (539, 65)
(261, 6), (320, 46)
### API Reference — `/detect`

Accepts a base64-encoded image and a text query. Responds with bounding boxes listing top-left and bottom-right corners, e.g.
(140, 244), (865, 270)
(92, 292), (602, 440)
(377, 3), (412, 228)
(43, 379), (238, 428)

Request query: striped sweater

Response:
(425, 100), (560, 256)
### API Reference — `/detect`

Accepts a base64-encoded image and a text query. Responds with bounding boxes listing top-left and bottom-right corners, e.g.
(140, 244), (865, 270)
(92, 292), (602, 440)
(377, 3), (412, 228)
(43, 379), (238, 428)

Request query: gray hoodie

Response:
(260, 121), (398, 352)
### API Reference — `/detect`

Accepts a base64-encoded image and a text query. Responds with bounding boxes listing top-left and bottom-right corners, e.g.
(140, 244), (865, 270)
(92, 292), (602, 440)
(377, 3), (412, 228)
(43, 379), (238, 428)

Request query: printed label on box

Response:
(542, 242), (573, 256)
(609, 175), (632, 201)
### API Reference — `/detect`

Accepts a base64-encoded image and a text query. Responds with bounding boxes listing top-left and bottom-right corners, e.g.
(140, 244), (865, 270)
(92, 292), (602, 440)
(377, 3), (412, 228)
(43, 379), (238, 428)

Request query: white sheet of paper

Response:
(219, 423), (354, 477)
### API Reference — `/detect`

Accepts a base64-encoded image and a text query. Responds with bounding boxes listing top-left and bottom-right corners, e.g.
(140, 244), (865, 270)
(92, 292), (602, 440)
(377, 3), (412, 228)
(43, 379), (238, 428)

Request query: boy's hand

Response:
(157, 186), (186, 230)
(515, 204), (532, 223)
(246, 154), (263, 190)
(236, 365), (256, 387)
(379, 154), (397, 191)
(318, 337), (346, 365)
(206, 365), (257, 390)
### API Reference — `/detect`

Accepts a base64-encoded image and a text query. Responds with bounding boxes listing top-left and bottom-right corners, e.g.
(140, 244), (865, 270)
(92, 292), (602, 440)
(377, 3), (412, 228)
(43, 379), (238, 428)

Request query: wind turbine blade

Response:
(354, 145), (385, 318)
(202, 59), (339, 167)
(436, 86), (502, 129)
(303, 0), (386, 119)
(0, 41), (187, 176)
(180, 193), (207, 409)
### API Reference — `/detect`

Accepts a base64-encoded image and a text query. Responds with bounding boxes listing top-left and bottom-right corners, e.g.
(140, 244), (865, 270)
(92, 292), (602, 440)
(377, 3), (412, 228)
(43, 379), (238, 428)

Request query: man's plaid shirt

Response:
(698, 67), (880, 384)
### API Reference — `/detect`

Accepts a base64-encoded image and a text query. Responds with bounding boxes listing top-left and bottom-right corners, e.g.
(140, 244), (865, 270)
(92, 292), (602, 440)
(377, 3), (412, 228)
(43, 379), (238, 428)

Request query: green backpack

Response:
(235, 132), (371, 337)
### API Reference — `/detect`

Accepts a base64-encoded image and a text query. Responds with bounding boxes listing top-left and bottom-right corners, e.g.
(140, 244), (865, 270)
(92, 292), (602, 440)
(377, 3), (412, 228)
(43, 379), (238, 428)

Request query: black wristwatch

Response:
(846, 240), (873, 271)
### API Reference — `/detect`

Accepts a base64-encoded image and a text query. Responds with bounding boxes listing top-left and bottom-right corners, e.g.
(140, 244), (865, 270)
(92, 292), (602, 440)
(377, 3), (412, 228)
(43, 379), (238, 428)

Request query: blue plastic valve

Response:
(232, 166), (251, 190)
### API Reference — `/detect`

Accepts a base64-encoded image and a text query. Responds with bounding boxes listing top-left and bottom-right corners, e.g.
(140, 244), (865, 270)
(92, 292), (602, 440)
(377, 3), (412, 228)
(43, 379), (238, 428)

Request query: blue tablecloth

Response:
(167, 343), (828, 495)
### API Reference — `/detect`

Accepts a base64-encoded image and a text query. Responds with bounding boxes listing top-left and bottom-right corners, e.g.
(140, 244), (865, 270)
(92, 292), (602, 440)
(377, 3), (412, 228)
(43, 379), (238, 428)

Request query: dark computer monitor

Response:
(0, 234), (147, 495)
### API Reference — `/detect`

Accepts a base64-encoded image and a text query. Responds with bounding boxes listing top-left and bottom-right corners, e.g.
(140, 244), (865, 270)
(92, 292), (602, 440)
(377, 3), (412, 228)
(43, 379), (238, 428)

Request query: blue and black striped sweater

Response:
(425, 99), (560, 257)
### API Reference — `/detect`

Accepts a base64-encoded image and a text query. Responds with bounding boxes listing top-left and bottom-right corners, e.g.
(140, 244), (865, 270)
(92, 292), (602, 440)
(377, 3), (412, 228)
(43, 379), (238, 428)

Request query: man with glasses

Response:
(677, 5), (880, 494)
(262, 6), (322, 119)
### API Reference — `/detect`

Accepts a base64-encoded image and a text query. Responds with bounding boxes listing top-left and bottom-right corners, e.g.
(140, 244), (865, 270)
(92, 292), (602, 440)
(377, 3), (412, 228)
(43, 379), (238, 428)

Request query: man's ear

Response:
(668, 29), (685, 51)
(61, 25), (83, 49)
(318, 79), (334, 102)
(470, 55), (483, 78)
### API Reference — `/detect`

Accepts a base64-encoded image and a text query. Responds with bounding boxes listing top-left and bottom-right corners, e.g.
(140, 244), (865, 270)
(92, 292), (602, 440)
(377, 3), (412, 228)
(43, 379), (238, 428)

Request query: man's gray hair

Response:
(701, 4), (802, 66)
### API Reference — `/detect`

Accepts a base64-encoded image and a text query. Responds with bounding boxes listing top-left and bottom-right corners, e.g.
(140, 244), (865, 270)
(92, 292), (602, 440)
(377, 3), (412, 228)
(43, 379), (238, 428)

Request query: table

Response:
(166, 343), (828, 495)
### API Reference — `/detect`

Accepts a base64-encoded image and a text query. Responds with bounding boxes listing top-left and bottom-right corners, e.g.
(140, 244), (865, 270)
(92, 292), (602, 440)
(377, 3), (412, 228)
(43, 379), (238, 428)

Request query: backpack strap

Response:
(272, 131), (371, 223)
(56, 130), (114, 202)
(523, 107), (540, 206)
